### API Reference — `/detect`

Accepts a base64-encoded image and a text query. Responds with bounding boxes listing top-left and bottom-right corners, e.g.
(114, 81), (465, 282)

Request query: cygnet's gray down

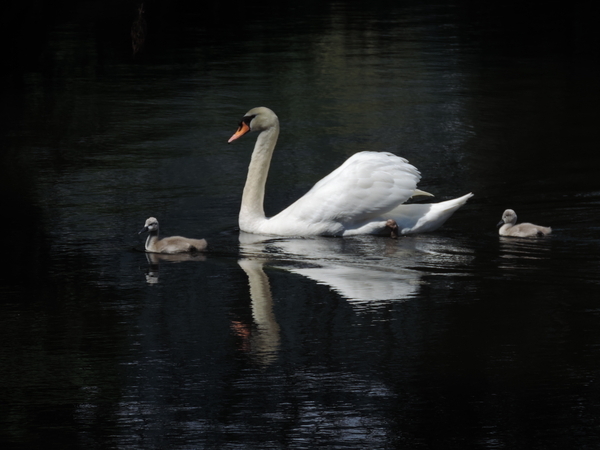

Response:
(139, 217), (207, 253)
(497, 209), (551, 237)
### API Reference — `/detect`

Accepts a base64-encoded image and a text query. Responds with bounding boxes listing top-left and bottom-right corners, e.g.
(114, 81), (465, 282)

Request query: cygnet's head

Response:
(498, 209), (517, 227)
(140, 217), (159, 234)
(385, 219), (399, 239)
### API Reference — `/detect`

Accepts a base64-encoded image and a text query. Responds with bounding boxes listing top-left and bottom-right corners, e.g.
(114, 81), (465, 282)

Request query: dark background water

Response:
(2, 1), (600, 449)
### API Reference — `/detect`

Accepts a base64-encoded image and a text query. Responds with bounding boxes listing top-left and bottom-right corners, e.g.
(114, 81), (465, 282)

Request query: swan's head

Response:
(139, 217), (159, 234)
(228, 107), (278, 143)
(498, 209), (517, 227)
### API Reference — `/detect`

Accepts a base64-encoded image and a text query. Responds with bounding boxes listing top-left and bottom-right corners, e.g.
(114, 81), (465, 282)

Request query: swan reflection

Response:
(236, 233), (425, 366)
(286, 265), (420, 304)
(237, 232), (474, 365)
(236, 259), (281, 366)
(239, 232), (424, 304)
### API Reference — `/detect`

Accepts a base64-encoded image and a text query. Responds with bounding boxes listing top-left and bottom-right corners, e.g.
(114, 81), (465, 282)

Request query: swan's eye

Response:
(242, 115), (256, 126)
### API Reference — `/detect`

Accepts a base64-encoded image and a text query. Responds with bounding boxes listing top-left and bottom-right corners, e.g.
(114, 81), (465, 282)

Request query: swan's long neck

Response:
(240, 123), (279, 230)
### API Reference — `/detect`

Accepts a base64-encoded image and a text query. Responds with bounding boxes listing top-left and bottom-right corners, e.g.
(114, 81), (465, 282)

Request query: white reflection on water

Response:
(287, 264), (420, 303)
(239, 231), (423, 305)
(237, 232), (427, 366)
(236, 244), (423, 366)
(239, 231), (476, 303)
(237, 258), (281, 366)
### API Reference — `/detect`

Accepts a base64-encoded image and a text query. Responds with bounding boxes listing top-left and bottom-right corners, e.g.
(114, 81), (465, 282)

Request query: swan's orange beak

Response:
(228, 122), (251, 143)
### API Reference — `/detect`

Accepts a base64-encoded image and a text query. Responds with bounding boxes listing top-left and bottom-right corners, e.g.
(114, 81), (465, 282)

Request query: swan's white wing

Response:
(274, 152), (420, 226)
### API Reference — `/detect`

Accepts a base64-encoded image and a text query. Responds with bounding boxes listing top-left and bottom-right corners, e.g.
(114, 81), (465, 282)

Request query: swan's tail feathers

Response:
(434, 192), (473, 212)
(411, 189), (435, 198)
(391, 192), (474, 234)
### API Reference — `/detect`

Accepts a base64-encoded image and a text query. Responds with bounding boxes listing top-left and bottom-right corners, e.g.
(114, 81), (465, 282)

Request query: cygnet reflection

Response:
(142, 251), (206, 284)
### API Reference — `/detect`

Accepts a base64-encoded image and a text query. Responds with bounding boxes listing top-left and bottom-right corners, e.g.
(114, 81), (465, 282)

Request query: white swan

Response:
(497, 209), (552, 237)
(228, 107), (473, 236)
(139, 217), (207, 253)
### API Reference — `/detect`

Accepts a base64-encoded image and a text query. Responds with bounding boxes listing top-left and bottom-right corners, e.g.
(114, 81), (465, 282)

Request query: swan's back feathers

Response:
(274, 152), (420, 226)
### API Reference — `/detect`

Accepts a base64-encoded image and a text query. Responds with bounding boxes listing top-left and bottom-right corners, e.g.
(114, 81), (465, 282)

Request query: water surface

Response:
(2, 1), (600, 449)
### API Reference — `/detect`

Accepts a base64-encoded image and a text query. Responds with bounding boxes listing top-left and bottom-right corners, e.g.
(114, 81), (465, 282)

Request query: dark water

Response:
(2, 1), (600, 448)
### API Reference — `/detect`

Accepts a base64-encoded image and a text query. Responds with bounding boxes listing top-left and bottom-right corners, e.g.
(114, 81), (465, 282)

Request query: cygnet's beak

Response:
(497, 220), (505, 228)
(139, 226), (149, 234)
